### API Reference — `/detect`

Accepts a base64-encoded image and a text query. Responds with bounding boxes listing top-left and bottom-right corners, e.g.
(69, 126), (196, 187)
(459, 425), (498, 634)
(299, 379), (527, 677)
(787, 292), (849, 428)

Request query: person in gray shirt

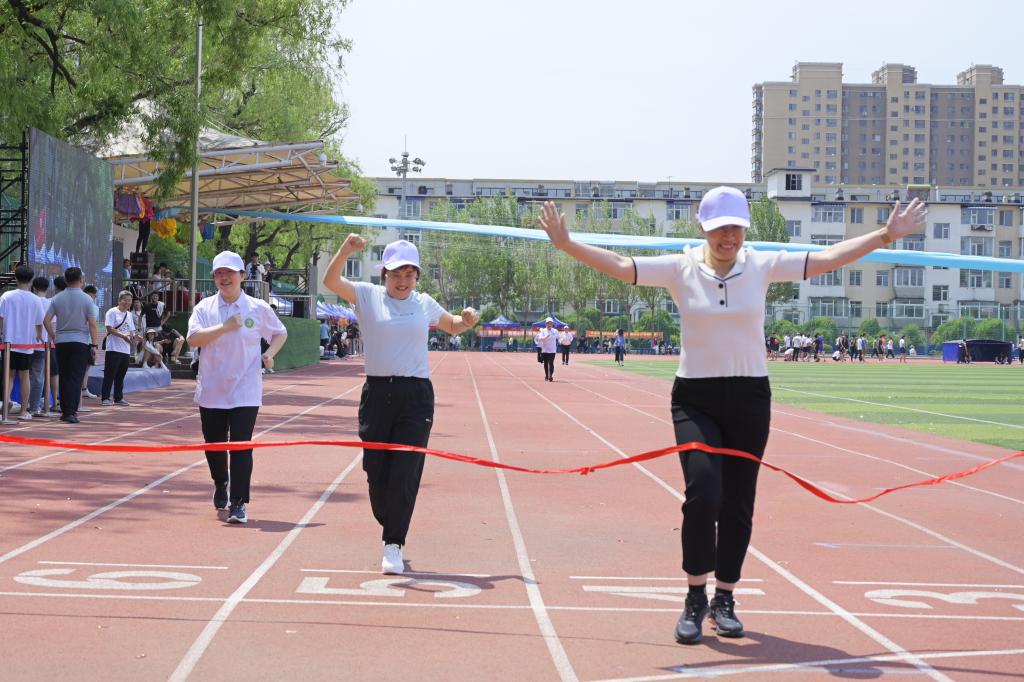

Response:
(43, 267), (100, 423)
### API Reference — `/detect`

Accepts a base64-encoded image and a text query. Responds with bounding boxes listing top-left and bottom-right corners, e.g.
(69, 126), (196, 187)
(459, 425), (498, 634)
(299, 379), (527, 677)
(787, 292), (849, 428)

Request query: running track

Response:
(0, 354), (1021, 680)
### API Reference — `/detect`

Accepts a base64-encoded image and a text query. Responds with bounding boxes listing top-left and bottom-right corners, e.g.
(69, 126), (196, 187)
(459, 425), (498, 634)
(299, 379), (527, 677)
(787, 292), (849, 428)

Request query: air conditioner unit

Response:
(417, 185), (428, 195)
(970, 224), (993, 231)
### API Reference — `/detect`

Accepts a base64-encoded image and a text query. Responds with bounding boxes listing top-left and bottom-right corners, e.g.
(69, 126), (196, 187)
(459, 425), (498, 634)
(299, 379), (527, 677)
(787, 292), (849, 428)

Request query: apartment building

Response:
(315, 169), (1023, 332)
(752, 62), (1024, 189)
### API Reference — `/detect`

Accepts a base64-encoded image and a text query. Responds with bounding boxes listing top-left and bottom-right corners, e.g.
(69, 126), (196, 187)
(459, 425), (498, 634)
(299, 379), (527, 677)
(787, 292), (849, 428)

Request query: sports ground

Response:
(1, 353), (1022, 680)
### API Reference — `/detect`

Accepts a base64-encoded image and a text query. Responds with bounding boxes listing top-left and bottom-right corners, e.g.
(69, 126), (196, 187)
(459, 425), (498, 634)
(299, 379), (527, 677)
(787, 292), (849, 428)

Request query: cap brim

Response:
(383, 260), (420, 271)
(701, 216), (750, 231)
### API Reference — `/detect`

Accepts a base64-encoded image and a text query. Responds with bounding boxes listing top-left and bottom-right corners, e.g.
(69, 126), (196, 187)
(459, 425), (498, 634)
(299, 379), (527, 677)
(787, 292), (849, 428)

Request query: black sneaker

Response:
(709, 593), (744, 638)
(60, 414), (79, 424)
(227, 503), (247, 524)
(674, 594), (709, 645)
(213, 483), (228, 510)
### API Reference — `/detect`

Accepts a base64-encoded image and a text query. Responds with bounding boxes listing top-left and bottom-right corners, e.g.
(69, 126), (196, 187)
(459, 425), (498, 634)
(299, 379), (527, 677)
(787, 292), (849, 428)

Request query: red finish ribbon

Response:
(1, 433), (1020, 504)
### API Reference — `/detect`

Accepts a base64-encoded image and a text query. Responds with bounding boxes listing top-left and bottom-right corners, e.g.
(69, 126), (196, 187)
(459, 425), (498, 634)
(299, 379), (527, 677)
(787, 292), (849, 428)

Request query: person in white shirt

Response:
(0, 265), (45, 420)
(101, 290), (138, 406)
(898, 335), (908, 364)
(28, 276), (57, 416)
(187, 251), (287, 524)
(540, 186), (926, 646)
(323, 236), (480, 576)
(536, 317), (559, 381)
(244, 252), (267, 297)
(558, 324), (575, 366)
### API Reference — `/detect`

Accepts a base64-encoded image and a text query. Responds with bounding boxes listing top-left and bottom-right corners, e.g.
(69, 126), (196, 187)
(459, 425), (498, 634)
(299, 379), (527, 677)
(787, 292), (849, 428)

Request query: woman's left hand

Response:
(461, 307), (480, 327)
(883, 198), (928, 241)
(262, 353), (274, 371)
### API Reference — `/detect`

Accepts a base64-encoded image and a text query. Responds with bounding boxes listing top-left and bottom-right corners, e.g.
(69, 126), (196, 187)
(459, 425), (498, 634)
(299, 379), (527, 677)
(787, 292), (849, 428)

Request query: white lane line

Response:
(771, 407), (1024, 472)
(774, 385), (1024, 430)
(4, 590), (1024, 622)
(0, 379), (305, 475)
(0, 378), (358, 568)
(569, 576), (763, 582)
(300, 568), (491, 578)
(496, 361), (953, 682)
(771, 426), (1024, 507)
(37, 561), (228, 570)
(168, 452), (363, 681)
(835, 580), (1024, 588)
(592, 648), (1024, 682)
(467, 356), (578, 682)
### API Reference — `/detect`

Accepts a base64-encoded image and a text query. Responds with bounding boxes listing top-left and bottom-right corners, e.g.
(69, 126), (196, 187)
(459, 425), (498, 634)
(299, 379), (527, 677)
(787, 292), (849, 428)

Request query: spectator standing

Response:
(320, 319), (330, 348)
(142, 292), (168, 330)
(536, 317), (558, 381)
(244, 253), (266, 297)
(28, 276), (57, 416)
(187, 251), (287, 524)
(43, 267), (100, 423)
(613, 328), (626, 366)
(80, 285), (101, 399)
(129, 298), (145, 363)
(101, 291), (137, 406)
(898, 335), (908, 363)
(0, 265), (45, 419)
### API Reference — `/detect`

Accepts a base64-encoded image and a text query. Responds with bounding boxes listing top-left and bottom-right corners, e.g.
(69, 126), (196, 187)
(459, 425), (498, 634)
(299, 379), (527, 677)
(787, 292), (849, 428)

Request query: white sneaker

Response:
(381, 543), (404, 575)
(101, 399), (112, 406)
(83, 390), (98, 399)
(17, 412), (32, 421)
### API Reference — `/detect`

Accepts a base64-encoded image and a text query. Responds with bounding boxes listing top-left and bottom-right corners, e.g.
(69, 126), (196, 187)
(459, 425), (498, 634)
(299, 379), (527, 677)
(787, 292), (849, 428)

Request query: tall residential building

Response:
(752, 62), (1024, 189)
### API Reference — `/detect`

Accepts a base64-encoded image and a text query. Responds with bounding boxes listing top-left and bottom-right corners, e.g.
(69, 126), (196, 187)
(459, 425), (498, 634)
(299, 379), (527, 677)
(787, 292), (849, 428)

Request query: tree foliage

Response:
(748, 197), (794, 305)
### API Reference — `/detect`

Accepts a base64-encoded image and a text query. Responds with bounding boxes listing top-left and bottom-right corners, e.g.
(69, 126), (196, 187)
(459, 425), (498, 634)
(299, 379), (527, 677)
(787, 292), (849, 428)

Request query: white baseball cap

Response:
(211, 250), (245, 272)
(382, 239), (420, 271)
(697, 186), (751, 232)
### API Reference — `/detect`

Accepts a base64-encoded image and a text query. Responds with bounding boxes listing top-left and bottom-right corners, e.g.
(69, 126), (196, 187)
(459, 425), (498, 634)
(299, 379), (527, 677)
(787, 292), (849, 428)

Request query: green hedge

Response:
(167, 313), (320, 371)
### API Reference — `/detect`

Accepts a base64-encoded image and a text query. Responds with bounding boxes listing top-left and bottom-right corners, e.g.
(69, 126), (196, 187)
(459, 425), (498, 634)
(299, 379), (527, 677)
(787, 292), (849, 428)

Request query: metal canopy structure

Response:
(105, 130), (356, 212)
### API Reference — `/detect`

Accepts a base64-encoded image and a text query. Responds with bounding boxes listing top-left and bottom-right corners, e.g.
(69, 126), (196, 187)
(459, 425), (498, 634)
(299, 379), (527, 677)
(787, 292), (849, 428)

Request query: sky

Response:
(336, 0), (1024, 185)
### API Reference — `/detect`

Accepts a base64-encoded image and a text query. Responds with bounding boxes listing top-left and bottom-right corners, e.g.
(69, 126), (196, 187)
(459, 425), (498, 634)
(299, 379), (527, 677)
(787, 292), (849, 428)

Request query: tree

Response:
(974, 318), (1008, 340)
(767, 319), (799, 339)
(803, 316), (838, 345)
(748, 197), (794, 305)
(897, 324), (926, 351)
(858, 318), (882, 337)
(932, 318), (975, 344)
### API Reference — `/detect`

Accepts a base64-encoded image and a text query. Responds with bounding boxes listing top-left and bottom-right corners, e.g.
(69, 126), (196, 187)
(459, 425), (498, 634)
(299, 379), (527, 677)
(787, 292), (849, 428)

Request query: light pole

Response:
(388, 149), (426, 221)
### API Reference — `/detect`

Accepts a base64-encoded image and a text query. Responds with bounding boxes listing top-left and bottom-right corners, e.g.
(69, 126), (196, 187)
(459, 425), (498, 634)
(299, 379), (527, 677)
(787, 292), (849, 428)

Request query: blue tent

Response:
(530, 315), (569, 329)
(483, 315), (522, 329)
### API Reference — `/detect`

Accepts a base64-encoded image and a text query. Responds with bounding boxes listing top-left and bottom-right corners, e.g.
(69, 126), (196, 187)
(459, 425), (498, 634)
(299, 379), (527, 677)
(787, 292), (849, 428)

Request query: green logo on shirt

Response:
(245, 317), (255, 328)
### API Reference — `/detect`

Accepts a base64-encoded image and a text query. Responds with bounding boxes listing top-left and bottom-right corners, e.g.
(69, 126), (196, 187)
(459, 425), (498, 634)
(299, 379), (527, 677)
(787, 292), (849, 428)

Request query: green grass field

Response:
(587, 358), (1024, 451)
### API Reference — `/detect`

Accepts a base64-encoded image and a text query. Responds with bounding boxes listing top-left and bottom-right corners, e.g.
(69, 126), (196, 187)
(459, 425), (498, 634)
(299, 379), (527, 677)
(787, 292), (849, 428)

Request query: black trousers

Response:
(614, 346), (625, 363)
(671, 376), (771, 584)
(200, 406), (259, 504)
(358, 376), (434, 546)
(135, 219), (151, 253)
(55, 342), (90, 417)
(541, 352), (556, 379)
(560, 346), (571, 364)
(101, 350), (130, 401)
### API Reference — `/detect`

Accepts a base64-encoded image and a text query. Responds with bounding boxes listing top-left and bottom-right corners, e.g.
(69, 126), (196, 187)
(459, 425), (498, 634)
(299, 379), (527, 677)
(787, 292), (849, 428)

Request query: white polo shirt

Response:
(187, 291), (286, 408)
(0, 288), (45, 354)
(558, 330), (574, 346)
(353, 282), (445, 378)
(634, 245), (807, 378)
(104, 306), (136, 354)
(536, 326), (559, 353)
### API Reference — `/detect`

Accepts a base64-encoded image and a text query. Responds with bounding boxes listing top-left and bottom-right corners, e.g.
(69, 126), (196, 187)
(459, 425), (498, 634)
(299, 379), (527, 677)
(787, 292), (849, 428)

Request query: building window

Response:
(999, 240), (1012, 257)
(785, 173), (802, 191)
(400, 231), (421, 246)
(933, 222), (950, 239)
(876, 270), (890, 287)
(344, 259), (362, 279)
(960, 236), (993, 257)
(932, 285), (948, 301)
(999, 209), (1014, 226)
(666, 202), (691, 221)
(848, 270), (862, 286)
(811, 204), (844, 222)
(998, 272), (1012, 288)
(785, 220), (802, 237)
(849, 301), (862, 317)
(959, 269), (992, 288)
(875, 301), (891, 317)
(602, 299), (620, 314)
(850, 207), (863, 224)
(371, 246), (385, 261)
(961, 206), (995, 225)
(810, 270), (842, 286)
(900, 234), (925, 251)
(876, 207), (891, 224)
(894, 268), (924, 287)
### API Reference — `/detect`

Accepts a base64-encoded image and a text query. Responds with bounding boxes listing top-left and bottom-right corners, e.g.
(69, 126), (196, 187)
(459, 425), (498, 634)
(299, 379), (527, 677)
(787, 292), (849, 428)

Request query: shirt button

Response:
(718, 283), (724, 289)
(719, 300), (725, 305)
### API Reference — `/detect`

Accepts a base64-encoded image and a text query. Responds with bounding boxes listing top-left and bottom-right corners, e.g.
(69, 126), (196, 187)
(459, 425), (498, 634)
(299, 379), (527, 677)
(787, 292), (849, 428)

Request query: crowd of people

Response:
(765, 332), (912, 363)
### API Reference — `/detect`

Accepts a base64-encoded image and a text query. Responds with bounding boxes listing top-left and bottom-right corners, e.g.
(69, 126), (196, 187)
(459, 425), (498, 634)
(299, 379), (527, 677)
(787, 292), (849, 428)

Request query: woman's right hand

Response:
(223, 313), (243, 331)
(341, 233), (367, 254)
(539, 202), (570, 249)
